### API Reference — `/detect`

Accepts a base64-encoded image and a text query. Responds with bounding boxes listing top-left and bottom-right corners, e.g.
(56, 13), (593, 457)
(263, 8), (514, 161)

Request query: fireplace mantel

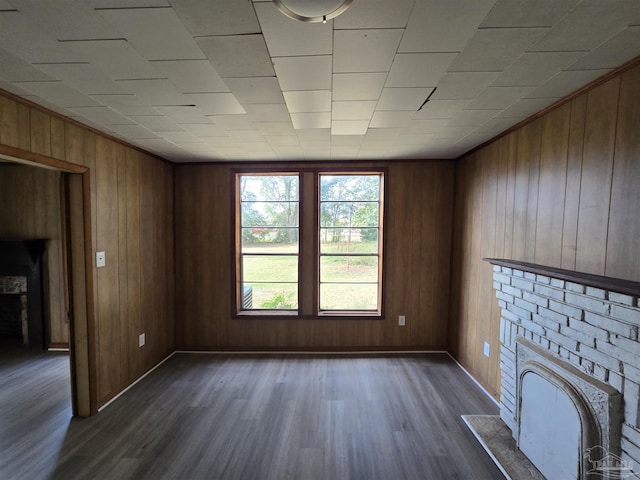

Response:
(484, 258), (640, 297)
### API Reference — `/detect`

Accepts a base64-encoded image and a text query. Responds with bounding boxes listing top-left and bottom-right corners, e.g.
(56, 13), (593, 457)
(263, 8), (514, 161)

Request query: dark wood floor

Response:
(1, 351), (504, 480)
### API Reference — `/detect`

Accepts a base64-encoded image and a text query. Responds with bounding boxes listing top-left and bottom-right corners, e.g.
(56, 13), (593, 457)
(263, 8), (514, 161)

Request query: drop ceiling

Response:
(1, 0), (639, 162)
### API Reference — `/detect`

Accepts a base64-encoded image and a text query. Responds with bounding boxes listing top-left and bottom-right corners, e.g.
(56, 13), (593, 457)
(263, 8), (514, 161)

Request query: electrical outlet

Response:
(139, 333), (145, 347)
(484, 341), (490, 357)
(96, 251), (106, 268)
(399, 315), (405, 326)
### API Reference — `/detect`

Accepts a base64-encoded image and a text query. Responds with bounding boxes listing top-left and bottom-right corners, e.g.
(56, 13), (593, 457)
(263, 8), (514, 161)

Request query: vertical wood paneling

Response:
(450, 65), (640, 397)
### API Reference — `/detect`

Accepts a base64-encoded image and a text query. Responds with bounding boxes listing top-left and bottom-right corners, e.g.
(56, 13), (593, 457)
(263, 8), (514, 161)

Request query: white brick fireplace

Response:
(488, 259), (640, 479)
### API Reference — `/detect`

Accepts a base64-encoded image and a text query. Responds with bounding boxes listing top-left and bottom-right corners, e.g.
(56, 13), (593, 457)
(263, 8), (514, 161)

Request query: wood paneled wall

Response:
(0, 165), (67, 345)
(449, 63), (640, 396)
(175, 161), (455, 350)
(0, 91), (175, 408)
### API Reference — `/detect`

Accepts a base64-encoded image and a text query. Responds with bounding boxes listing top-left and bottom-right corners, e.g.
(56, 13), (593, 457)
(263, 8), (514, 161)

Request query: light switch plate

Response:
(484, 342), (490, 357)
(139, 333), (145, 347)
(96, 251), (106, 268)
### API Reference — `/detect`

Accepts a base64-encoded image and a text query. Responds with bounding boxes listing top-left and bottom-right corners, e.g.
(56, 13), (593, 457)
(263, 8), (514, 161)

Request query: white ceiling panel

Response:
(64, 40), (160, 80)
(91, 95), (159, 116)
(225, 77), (284, 104)
(370, 111), (415, 128)
(331, 121), (370, 135)
(386, 53), (458, 88)
(496, 98), (555, 118)
(12, 81), (100, 107)
(0, 49), (54, 82)
(431, 72), (501, 100)
(182, 123), (228, 137)
(447, 28), (548, 72)
(567, 26), (640, 71)
(480, 0), (580, 28)
(332, 101), (377, 120)
(290, 112), (331, 129)
(254, 2), (332, 57)
(150, 60), (229, 93)
(447, 109), (500, 126)
(206, 114), (255, 131)
(228, 130), (265, 142)
(332, 73), (387, 101)
(284, 91), (331, 113)
(492, 51), (587, 87)
(296, 129), (331, 142)
(406, 118), (450, 133)
(530, 0), (640, 52)
(466, 86), (535, 110)
(34, 63), (130, 96)
(332, 135), (364, 146)
(108, 124), (159, 139)
(129, 115), (183, 132)
(183, 93), (246, 115)
(364, 128), (403, 141)
(169, 0), (260, 36)
(85, 0), (169, 7)
(526, 69), (610, 99)
(265, 135), (299, 147)
(395, 133), (435, 145)
(197, 35), (274, 78)
(162, 130), (201, 143)
(154, 106), (210, 124)
(333, 29), (403, 73)
(98, 7), (205, 61)
(244, 104), (291, 123)
(334, 0), (415, 29)
(273, 56), (332, 91)
(204, 136), (237, 147)
(68, 106), (135, 125)
(0, 12), (77, 63)
(376, 88), (434, 111)
(413, 99), (471, 119)
(399, 0), (496, 52)
(115, 79), (187, 106)
(257, 122), (296, 136)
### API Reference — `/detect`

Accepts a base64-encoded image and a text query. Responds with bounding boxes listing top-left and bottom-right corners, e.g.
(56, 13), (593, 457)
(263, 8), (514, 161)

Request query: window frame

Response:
(232, 167), (386, 320)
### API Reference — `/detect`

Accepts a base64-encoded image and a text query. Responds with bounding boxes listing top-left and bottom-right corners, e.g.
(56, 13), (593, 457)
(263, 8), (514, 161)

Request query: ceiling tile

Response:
(244, 104), (291, 122)
(108, 124), (159, 139)
(496, 98), (555, 118)
(334, 0), (415, 29)
(161, 130), (202, 143)
(264, 135), (299, 147)
(98, 7), (205, 61)
(154, 106), (210, 123)
(91, 94), (159, 116)
(331, 135), (364, 146)
(255, 122), (296, 136)
(369, 111), (414, 128)
(254, 2), (332, 57)
(68, 106), (135, 125)
(85, 0), (169, 7)
(183, 93), (246, 115)
(405, 118), (449, 133)
(399, 0), (496, 52)
(447, 28), (548, 72)
(64, 39), (161, 80)
(331, 121), (369, 135)
(431, 72), (501, 100)
(376, 88), (434, 111)
(530, 0), (640, 52)
(290, 112), (331, 129)
(284, 90), (331, 113)
(386, 53), (458, 88)
(115, 79), (187, 105)
(273, 56), (332, 91)
(206, 114), (255, 131)
(182, 123), (228, 137)
(12, 81), (100, 107)
(466, 86), (535, 110)
(480, 0), (580, 28)
(412, 99), (471, 118)
(332, 101), (377, 120)
(446, 109), (500, 126)
(296, 129), (331, 141)
(395, 133), (435, 145)
(363, 128), (403, 141)
(492, 51), (587, 87)
(227, 130), (265, 142)
(169, 0), (260, 36)
(525, 69), (610, 99)
(129, 115), (182, 131)
(197, 35), (274, 78)
(34, 63), (131, 95)
(567, 26), (640, 71)
(150, 60), (230, 93)
(225, 77), (284, 104)
(333, 29), (403, 73)
(0, 49), (54, 82)
(332, 73), (387, 101)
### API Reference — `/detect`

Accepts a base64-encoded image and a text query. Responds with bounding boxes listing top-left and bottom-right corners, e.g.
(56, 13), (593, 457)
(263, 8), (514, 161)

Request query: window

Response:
(234, 170), (384, 318)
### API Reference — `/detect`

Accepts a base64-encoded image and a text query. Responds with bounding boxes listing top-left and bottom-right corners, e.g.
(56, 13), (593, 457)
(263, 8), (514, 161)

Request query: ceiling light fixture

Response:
(273, 0), (353, 23)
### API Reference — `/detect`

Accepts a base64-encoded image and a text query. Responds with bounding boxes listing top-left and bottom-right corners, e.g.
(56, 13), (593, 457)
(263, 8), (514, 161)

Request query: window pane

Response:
(320, 256), (378, 282)
(320, 202), (379, 227)
(240, 175), (299, 202)
(242, 228), (299, 253)
(320, 229), (378, 253)
(243, 283), (298, 309)
(320, 283), (378, 310)
(320, 175), (380, 201)
(241, 201), (299, 227)
(243, 255), (298, 283)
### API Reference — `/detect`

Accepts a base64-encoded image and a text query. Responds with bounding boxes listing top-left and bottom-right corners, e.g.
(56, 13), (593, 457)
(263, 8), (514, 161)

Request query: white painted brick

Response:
(609, 291), (636, 307)
(524, 272), (536, 280)
(493, 272), (512, 285)
(568, 351), (582, 369)
(549, 300), (583, 320)
(548, 341), (560, 355)
(514, 297), (538, 314)
(622, 424), (640, 452)
(568, 318), (608, 341)
(501, 390), (516, 411)
(624, 381), (640, 428)
(536, 274), (551, 285)
(559, 346), (570, 359)
(550, 278), (565, 288)
(560, 324), (596, 348)
(520, 317), (546, 336)
(586, 286), (607, 299)
(496, 290), (514, 304)
(633, 327), (639, 342)
(501, 309), (521, 325)
(594, 364), (608, 382)
(585, 311), (636, 339)
(512, 269), (524, 278)
(500, 409), (517, 434)
(565, 292), (610, 315)
(493, 265), (501, 272)
(507, 302), (532, 321)
(609, 370), (624, 392)
(578, 343), (621, 371)
(498, 299), (507, 309)
(545, 328), (579, 351)
(500, 347), (515, 369)
(493, 281), (501, 290)
(610, 334), (640, 357)
(611, 304), (640, 325)
(533, 283), (565, 301)
(581, 359), (595, 375)
(597, 340), (638, 367)
(532, 314), (562, 332)
(499, 317), (506, 344)
(501, 369), (516, 392)
(523, 291), (549, 308)
(501, 267), (512, 275)
(625, 363), (640, 385)
(502, 284), (523, 299)
(537, 306), (569, 325)
(538, 337), (551, 349)
(512, 277), (534, 292)
(566, 281), (585, 293)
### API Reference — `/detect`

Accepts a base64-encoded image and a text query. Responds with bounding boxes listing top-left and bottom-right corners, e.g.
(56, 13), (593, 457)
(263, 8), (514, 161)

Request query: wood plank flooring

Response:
(1, 351), (504, 480)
